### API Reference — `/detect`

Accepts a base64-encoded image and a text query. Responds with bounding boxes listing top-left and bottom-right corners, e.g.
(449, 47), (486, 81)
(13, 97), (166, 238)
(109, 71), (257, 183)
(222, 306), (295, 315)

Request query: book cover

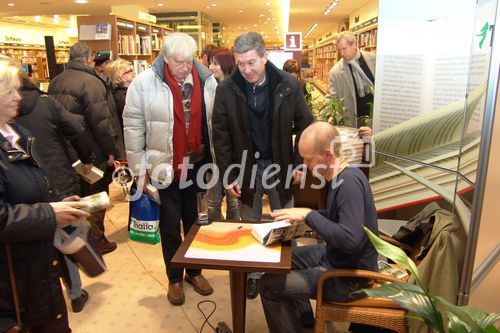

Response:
(378, 260), (408, 280)
(251, 221), (307, 246)
(72, 160), (104, 184)
(80, 191), (110, 213)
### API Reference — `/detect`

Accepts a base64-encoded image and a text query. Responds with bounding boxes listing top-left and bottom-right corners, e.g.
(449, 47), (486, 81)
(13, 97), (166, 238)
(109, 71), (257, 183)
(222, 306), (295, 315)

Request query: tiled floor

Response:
(67, 183), (349, 333)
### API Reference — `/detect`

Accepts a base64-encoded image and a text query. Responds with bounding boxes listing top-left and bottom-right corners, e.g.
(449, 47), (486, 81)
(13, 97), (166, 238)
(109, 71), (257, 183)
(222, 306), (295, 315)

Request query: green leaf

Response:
(364, 227), (422, 284)
(448, 313), (469, 333)
(434, 296), (500, 332)
(362, 282), (445, 332)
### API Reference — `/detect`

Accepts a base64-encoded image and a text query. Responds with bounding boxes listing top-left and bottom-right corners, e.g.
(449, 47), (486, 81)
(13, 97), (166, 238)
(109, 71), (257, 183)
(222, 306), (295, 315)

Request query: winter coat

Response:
(48, 60), (125, 170)
(325, 51), (376, 127)
(0, 122), (66, 331)
(123, 56), (217, 184)
(112, 85), (127, 131)
(16, 88), (94, 196)
(212, 61), (314, 207)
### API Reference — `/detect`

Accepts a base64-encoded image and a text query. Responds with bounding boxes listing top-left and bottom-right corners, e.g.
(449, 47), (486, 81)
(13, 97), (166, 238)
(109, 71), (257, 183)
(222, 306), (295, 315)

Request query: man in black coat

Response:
(212, 32), (314, 298)
(48, 42), (125, 254)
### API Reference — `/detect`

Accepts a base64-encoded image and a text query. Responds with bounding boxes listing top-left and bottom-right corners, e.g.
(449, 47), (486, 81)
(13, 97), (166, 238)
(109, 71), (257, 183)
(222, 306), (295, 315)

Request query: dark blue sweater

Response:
(305, 166), (378, 271)
(245, 80), (272, 159)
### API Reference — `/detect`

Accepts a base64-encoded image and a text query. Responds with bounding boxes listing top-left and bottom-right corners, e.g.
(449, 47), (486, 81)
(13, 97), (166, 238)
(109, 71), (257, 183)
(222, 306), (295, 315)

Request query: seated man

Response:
(259, 121), (379, 333)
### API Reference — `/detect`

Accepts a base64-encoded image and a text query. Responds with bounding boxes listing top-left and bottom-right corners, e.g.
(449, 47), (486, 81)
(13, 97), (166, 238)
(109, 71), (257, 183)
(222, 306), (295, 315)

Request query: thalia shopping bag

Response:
(129, 191), (160, 244)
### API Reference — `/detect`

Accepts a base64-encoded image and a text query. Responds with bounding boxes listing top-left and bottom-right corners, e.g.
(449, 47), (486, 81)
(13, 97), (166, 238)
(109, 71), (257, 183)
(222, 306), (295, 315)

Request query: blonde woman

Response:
(107, 59), (135, 130)
(0, 55), (89, 332)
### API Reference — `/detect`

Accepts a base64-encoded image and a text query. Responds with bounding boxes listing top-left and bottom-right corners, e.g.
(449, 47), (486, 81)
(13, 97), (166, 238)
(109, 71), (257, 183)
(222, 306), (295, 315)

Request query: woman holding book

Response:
(0, 55), (89, 332)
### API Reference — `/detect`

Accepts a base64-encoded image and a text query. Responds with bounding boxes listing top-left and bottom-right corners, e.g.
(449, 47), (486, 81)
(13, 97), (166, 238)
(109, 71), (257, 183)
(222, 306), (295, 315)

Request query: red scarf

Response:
(163, 63), (203, 181)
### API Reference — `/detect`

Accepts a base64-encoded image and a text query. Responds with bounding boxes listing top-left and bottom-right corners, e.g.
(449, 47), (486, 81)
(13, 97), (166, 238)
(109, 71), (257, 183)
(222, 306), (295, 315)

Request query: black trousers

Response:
(157, 164), (203, 284)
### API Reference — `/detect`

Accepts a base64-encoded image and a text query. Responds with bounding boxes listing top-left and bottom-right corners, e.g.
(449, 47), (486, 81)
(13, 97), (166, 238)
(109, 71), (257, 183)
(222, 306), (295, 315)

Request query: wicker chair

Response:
(314, 269), (408, 333)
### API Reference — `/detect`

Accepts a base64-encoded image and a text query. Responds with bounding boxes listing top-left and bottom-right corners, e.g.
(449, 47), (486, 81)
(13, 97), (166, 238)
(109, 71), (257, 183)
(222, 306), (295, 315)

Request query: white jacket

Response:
(123, 56), (217, 184)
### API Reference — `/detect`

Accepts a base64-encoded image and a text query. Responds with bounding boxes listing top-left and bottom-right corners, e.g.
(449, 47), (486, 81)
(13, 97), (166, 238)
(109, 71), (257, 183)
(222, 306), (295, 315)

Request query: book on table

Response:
(251, 220), (307, 246)
(72, 160), (104, 184)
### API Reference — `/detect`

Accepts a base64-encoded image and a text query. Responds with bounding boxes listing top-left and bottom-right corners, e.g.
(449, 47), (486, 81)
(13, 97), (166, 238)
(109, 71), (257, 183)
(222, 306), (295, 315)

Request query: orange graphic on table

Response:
(191, 227), (279, 251)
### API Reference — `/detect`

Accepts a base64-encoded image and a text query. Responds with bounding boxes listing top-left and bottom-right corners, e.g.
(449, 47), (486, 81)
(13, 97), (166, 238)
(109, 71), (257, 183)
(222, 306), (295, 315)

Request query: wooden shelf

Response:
(77, 15), (172, 74)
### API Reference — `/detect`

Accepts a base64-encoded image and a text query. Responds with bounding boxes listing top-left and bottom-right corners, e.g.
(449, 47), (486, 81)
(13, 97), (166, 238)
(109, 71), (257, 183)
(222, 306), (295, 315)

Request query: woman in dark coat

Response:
(107, 59), (135, 131)
(0, 55), (89, 332)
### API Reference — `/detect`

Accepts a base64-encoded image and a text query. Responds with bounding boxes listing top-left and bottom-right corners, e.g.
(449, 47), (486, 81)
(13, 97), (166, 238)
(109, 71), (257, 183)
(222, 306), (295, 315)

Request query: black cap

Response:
(94, 53), (111, 66)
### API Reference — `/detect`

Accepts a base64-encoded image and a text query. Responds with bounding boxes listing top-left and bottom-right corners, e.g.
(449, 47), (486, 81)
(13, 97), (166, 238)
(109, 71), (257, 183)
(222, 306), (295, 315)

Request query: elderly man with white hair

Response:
(123, 32), (217, 306)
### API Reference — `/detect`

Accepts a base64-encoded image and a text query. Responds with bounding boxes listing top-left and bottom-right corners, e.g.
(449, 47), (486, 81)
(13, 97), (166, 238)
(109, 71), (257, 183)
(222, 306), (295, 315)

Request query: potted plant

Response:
(362, 227), (500, 333)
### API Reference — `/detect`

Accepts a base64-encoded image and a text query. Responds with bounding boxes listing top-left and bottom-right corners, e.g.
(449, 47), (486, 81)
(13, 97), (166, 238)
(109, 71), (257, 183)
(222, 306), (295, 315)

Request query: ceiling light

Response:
(7, 3), (14, 6)
(265, 2), (272, 5)
(253, 24), (258, 27)
(268, 9), (272, 12)
(238, 9), (243, 13)
(206, 6), (211, 8)
(211, 3), (217, 7)
(74, 0), (88, 3)
(259, 14), (265, 17)
(323, 0), (339, 15)
(53, 14), (59, 23)
(157, 2), (164, 6)
(304, 23), (318, 39)
(34, 15), (40, 22)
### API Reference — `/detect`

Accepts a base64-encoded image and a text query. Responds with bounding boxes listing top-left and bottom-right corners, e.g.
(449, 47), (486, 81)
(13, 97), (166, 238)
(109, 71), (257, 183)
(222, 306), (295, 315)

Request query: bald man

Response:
(258, 121), (379, 333)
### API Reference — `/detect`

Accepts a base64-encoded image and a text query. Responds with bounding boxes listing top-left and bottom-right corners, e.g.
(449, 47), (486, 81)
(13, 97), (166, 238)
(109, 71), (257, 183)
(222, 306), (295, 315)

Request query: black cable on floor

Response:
(197, 300), (217, 332)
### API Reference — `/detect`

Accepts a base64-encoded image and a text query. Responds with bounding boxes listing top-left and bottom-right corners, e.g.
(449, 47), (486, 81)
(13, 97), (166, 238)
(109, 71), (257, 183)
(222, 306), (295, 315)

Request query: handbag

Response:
(128, 190), (161, 244)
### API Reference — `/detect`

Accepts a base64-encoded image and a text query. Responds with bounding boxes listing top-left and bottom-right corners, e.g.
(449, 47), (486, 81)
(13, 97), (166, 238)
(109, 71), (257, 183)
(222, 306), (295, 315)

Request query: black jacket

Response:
(48, 60), (125, 170)
(16, 88), (94, 196)
(0, 122), (66, 330)
(212, 61), (314, 206)
(112, 85), (127, 131)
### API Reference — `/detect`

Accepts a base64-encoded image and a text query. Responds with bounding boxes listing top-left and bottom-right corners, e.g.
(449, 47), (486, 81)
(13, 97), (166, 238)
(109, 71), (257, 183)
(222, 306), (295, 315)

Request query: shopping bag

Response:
(54, 219), (107, 277)
(128, 190), (161, 244)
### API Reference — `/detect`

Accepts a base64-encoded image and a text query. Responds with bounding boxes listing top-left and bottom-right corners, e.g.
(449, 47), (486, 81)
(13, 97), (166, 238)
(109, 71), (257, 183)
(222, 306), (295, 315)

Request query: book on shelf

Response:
(251, 220), (307, 246)
(378, 260), (408, 280)
(72, 160), (104, 184)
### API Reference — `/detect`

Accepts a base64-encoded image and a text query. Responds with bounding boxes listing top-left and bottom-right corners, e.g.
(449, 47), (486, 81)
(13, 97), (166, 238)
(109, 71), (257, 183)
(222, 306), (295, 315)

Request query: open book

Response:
(378, 260), (408, 280)
(251, 221), (307, 246)
(370, 82), (486, 212)
(72, 160), (104, 184)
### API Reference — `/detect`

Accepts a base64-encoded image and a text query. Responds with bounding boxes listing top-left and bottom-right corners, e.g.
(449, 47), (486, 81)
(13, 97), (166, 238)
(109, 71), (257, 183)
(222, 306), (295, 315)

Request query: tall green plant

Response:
(363, 227), (500, 333)
(316, 96), (351, 126)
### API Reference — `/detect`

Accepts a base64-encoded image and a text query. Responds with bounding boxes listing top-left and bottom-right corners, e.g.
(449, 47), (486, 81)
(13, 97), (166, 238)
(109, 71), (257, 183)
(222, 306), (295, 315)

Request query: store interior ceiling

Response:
(0, 0), (371, 45)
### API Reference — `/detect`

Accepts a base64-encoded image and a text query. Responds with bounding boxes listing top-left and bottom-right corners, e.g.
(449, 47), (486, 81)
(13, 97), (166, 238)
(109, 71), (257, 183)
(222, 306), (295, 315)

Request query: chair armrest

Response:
(316, 269), (408, 305)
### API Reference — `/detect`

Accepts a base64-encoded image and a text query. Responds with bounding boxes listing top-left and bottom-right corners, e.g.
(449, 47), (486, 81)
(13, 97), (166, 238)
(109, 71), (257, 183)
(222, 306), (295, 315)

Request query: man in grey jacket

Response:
(326, 31), (375, 133)
(123, 32), (217, 306)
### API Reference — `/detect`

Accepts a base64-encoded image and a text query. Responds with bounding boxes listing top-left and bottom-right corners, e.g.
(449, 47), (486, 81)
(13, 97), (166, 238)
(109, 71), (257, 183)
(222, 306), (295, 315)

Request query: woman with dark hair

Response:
(0, 54), (89, 332)
(283, 59), (309, 96)
(209, 47), (235, 82)
(207, 47), (240, 221)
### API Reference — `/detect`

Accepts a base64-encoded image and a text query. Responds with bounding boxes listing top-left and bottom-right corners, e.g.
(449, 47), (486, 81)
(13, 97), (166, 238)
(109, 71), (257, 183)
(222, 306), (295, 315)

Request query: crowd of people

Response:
(0, 30), (377, 332)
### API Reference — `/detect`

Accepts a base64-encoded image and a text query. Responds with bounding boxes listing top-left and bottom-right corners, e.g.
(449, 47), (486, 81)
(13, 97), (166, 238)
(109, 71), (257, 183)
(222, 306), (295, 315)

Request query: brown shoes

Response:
(167, 282), (185, 306)
(184, 274), (214, 296)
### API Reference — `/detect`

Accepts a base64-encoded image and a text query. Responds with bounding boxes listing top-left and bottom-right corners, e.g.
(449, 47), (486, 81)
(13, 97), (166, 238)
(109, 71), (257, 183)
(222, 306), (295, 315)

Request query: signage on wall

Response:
(284, 32), (302, 51)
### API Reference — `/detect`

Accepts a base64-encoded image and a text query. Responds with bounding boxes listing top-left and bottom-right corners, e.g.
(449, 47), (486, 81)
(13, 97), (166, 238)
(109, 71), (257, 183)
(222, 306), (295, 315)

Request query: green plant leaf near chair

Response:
(362, 227), (500, 333)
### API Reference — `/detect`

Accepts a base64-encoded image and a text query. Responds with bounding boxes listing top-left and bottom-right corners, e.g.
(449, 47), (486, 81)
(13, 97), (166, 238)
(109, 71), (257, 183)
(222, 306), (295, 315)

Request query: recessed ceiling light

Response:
(34, 15), (40, 21)
(74, 0), (88, 4)
(157, 2), (164, 6)
(238, 9), (243, 13)
(253, 24), (257, 27)
(211, 3), (217, 7)
(268, 9), (272, 12)
(206, 5), (211, 8)
(259, 14), (265, 17)
(7, 3), (15, 6)
(264, 2), (271, 5)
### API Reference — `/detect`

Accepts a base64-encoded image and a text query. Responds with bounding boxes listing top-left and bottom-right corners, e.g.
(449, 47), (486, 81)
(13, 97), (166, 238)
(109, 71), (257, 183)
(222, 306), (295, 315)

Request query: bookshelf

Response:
(351, 18), (378, 52)
(77, 15), (172, 74)
(314, 42), (337, 94)
(0, 45), (48, 79)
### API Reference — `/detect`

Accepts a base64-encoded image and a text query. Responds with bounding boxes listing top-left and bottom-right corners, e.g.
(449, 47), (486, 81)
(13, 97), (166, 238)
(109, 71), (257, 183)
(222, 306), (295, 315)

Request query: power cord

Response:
(197, 300), (217, 332)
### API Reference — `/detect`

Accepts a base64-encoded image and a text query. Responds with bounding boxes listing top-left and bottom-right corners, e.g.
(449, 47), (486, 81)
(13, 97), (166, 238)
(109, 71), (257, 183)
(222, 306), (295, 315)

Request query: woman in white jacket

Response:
(123, 33), (217, 306)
